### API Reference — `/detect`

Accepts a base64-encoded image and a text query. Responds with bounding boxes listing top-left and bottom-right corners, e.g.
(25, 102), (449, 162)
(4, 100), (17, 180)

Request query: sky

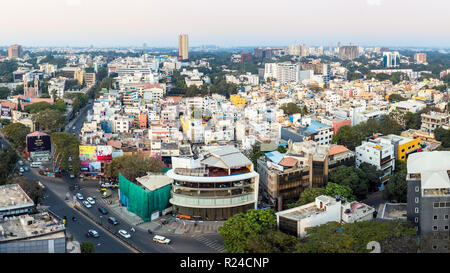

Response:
(1, 0), (449, 48)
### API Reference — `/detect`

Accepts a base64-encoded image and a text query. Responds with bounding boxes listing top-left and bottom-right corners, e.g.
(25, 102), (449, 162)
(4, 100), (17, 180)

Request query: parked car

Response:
(83, 201), (91, 208)
(87, 197), (95, 205)
(69, 174), (75, 178)
(18, 160), (24, 166)
(87, 229), (99, 238)
(98, 207), (108, 215)
(31, 162), (42, 168)
(74, 184), (80, 190)
(118, 229), (131, 238)
(76, 193), (84, 200)
(19, 167), (24, 172)
(153, 235), (171, 244)
(23, 166), (29, 172)
(108, 217), (119, 225)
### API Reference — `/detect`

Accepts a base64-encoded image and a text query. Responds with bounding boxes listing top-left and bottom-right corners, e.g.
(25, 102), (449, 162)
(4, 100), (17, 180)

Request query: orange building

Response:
(139, 113), (148, 129)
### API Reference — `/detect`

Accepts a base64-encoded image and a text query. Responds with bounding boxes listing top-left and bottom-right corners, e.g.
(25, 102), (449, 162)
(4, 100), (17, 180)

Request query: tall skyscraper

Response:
(178, 34), (189, 60)
(328, 42), (333, 52)
(8, 44), (23, 59)
(339, 46), (359, 60)
(383, 51), (400, 68)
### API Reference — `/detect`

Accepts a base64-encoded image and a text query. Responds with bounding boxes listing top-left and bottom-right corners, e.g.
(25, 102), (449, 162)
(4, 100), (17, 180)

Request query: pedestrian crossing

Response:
(192, 235), (226, 253)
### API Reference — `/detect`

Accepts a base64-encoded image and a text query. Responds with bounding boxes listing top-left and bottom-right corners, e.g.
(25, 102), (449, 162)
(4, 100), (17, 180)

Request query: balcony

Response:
(170, 193), (256, 207)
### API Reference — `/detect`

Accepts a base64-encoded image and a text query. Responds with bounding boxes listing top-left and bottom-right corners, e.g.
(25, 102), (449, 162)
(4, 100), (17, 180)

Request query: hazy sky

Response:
(1, 0), (449, 47)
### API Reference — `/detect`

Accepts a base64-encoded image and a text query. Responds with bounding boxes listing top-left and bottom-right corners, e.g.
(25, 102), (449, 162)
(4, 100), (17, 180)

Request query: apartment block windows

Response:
(415, 207), (419, 213)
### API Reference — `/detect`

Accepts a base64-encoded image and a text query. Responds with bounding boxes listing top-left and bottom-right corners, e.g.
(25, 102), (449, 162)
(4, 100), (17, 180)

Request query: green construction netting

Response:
(118, 172), (171, 222)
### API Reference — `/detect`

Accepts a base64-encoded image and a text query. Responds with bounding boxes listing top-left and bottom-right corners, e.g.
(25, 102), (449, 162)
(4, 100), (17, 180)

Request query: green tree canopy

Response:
(280, 102), (302, 115)
(1, 122), (30, 151)
(32, 109), (66, 133)
(0, 87), (10, 99)
(328, 165), (370, 200)
(0, 148), (19, 185)
(295, 220), (416, 253)
(104, 155), (165, 182)
(80, 241), (95, 253)
(218, 209), (277, 253)
(51, 132), (81, 174)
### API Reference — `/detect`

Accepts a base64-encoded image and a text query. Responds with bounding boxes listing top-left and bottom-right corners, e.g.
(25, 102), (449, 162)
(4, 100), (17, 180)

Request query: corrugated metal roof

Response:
(265, 151), (284, 165)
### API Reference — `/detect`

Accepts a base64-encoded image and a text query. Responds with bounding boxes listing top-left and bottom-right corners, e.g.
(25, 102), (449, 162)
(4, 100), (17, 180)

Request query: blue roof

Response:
(265, 151), (284, 165)
(306, 120), (331, 134)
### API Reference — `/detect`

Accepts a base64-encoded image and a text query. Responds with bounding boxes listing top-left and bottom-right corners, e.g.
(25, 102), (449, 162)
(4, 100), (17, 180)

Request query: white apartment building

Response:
(112, 117), (130, 133)
(355, 137), (395, 181)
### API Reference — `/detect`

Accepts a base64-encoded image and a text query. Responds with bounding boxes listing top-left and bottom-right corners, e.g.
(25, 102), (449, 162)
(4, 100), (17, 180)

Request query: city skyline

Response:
(1, 0), (450, 48)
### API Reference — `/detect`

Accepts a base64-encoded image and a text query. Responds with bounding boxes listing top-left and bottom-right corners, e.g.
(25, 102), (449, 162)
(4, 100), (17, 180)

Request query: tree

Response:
(359, 162), (383, 192)
(383, 167), (408, 202)
(0, 148), (19, 185)
(331, 125), (362, 151)
(295, 220), (416, 253)
(96, 67), (108, 82)
(52, 99), (67, 113)
(1, 123), (30, 151)
(51, 132), (81, 174)
(218, 209), (277, 253)
(243, 143), (264, 168)
(104, 155), (165, 182)
(328, 165), (369, 200)
(280, 102), (302, 115)
(0, 87), (10, 99)
(325, 182), (355, 201)
(80, 242), (95, 253)
(286, 187), (326, 209)
(435, 127), (450, 148)
(32, 109), (66, 133)
(246, 230), (298, 253)
(24, 102), (53, 114)
(388, 94), (407, 102)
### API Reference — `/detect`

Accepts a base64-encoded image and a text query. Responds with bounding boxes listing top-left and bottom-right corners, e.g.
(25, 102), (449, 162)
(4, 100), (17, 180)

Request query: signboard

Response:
(111, 150), (123, 159)
(88, 161), (101, 172)
(96, 145), (112, 161)
(27, 134), (51, 153)
(79, 146), (97, 161)
(0, 106), (11, 119)
(80, 161), (90, 172)
(30, 151), (50, 162)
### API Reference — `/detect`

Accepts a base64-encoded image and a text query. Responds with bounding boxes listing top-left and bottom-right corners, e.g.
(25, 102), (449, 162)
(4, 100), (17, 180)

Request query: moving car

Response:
(98, 207), (108, 215)
(118, 229), (131, 238)
(18, 160), (24, 166)
(153, 235), (171, 244)
(19, 167), (24, 172)
(69, 174), (75, 178)
(86, 197), (95, 205)
(31, 162), (42, 168)
(72, 126), (76, 130)
(108, 217), (119, 225)
(87, 229), (99, 238)
(76, 193), (84, 200)
(83, 200), (91, 208)
(23, 166), (29, 172)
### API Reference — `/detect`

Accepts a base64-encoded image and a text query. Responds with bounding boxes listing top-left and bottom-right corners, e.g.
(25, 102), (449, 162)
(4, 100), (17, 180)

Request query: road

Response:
(1, 100), (224, 253)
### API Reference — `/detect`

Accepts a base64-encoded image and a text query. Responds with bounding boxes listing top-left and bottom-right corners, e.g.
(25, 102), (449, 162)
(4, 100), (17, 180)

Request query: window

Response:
(415, 217), (418, 223)
(445, 215), (449, 220)
(433, 226), (438, 231)
(415, 186), (420, 192)
(434, 215), (438, 220)
(445, 226), (449, 231)
(415, 197), (419, 203)
(415, 207), (419, 213)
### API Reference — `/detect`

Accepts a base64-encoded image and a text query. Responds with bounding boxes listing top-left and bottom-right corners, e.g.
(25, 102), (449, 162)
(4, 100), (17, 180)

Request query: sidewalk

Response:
(137, 217), (223, 235)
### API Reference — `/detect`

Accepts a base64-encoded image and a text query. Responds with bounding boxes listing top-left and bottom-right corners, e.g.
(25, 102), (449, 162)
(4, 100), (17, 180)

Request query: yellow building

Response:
(230, 95), (246, 106)
(397, 137), (421, 161)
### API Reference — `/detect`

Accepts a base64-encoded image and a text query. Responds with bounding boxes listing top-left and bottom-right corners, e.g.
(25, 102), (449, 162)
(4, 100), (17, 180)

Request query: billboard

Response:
(79, 146), (97, 161)
(96, 145), (112, 161)
(1, 106), (11, 119)
(88, 162), (101, 172)
(80, 161), (90, 172)
(27, 134), (51, 153)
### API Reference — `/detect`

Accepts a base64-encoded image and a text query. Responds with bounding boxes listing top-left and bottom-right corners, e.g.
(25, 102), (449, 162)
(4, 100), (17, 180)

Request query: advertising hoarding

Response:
(96, 145), (112, 161)
(26, 134), (51, 153)
(79, 146), (97, 161)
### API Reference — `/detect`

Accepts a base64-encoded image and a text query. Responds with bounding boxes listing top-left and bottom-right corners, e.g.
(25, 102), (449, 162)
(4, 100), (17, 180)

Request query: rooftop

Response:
(0, 184), (34, 211)
(0, 211), (65, 242)
(135, 174), (173, 191)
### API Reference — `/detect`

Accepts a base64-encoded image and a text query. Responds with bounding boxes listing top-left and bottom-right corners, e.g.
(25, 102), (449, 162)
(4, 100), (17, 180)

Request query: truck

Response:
(102, 189), (112, 199)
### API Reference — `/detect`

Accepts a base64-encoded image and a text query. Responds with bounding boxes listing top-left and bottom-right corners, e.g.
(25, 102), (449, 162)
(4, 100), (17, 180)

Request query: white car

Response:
(153, 235), (171, 244)
(86, 197), (95, 205)
(76, 193), (84, 200)
(118, 229), (131, 239)
(83, 200), (91, 208)
(18, 160), (24, 166)
(19, 167), (24, 172)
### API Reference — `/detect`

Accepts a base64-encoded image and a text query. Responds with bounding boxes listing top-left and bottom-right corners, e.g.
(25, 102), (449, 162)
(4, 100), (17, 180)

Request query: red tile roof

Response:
(279, 157), (298, 167)
(329, 144), (349, 156)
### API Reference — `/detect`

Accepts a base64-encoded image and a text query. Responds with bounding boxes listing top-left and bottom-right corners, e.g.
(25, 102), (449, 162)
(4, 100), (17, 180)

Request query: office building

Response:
(8, 44), (23, 59)
(339, 46), (359, 60)
(178, 34), (189, 60)
(407, 152), (450, 249)
(414, 53), (427, 64)
(383, 51), (400, 68)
